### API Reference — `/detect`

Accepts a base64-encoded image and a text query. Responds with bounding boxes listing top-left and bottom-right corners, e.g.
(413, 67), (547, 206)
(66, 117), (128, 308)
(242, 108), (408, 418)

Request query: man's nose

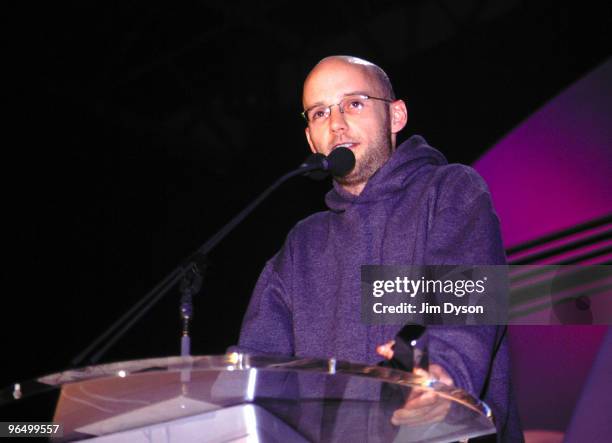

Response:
(329, 105), (347, 133)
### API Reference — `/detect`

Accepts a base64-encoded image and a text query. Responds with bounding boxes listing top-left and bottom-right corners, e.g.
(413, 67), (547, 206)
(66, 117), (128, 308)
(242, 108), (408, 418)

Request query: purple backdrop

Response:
(473, 58), (612, 432)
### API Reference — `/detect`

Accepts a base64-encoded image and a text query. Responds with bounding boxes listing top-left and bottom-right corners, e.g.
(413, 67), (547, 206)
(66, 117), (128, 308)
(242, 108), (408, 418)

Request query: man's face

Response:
(303, 60), (394, 191)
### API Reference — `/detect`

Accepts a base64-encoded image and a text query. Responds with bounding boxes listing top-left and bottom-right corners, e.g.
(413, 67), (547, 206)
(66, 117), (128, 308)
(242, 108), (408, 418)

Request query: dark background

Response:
(5, 1), (611, 389)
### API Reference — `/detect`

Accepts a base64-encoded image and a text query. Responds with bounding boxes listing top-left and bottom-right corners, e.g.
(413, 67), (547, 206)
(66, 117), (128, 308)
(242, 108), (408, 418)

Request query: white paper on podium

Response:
(75, 395), (218, 436)
(82, 403), (308, 443)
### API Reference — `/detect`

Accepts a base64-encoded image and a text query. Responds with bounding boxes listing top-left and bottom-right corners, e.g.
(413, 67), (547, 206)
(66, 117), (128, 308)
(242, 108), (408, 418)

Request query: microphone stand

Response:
(71, 162), (327, 368)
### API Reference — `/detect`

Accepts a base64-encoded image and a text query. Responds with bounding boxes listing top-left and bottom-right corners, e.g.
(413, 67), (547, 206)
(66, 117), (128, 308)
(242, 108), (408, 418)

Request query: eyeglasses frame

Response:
(301, 94), (394, 123)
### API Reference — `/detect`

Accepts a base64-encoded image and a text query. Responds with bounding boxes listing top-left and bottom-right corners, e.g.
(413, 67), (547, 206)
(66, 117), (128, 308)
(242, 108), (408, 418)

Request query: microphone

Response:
(301, 146), (356, 179)
(378, 324), (427, 372)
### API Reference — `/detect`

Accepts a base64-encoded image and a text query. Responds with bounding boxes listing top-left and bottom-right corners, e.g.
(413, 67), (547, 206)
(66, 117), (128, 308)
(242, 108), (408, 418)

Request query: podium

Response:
(1, 354), (495, 442)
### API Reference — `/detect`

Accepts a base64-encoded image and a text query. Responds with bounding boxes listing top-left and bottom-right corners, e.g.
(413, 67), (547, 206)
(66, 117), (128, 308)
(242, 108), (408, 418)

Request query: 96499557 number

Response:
(1, 422), (63, 438)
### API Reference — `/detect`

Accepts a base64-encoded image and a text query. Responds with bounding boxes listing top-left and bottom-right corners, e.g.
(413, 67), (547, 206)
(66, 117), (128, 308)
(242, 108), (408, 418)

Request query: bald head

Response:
(301, 55), (408, 195)
(303, 56), (396, 106)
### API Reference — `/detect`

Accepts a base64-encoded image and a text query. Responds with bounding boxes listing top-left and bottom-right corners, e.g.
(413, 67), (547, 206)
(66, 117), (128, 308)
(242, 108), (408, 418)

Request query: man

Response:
(235, 56), (522, 441)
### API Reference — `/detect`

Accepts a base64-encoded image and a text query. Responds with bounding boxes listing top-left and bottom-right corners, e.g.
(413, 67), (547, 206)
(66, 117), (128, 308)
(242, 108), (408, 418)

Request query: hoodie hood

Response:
(325, 135), (448, 212)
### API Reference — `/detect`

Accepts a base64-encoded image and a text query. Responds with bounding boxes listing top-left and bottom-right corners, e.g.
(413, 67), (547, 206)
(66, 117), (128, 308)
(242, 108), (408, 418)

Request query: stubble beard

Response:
(335, 121), (393, 188)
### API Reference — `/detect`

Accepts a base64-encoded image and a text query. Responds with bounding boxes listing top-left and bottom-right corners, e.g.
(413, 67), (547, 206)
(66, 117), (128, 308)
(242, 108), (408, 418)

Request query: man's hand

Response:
(376, 340), (454, 426)
(376, 340), (396, 360)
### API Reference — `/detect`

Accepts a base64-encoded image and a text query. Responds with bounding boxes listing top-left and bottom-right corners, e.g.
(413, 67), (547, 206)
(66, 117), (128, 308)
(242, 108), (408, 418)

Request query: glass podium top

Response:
(1, 354), (495, 442)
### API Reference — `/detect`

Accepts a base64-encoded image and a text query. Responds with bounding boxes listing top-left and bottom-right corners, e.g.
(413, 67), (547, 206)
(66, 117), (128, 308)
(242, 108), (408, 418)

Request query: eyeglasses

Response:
(301, 94), (393, 124)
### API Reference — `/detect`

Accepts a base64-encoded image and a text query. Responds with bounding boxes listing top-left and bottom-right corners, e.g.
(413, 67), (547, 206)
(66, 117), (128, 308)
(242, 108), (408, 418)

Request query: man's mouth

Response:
(333, 142), (358, 150)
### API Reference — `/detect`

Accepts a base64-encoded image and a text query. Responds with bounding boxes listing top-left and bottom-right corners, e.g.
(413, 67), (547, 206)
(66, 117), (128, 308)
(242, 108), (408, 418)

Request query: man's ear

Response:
(305, 126), (317, 154)
(390, 100), (408, 134)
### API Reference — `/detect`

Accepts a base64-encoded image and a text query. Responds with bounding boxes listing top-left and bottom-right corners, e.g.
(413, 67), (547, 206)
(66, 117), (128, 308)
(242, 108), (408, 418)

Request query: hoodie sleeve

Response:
(231, 248), (295, 357)
(423, 165), (522, 442)
(426, 164), (506, 265)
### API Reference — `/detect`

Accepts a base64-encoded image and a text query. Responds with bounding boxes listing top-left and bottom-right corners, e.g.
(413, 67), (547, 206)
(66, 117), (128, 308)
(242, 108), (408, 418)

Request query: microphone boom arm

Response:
(70, 163), (323, 367)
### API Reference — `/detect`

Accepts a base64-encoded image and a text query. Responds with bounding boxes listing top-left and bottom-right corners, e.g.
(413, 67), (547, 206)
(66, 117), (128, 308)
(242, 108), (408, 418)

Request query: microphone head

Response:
(328, 146), (356, 177)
